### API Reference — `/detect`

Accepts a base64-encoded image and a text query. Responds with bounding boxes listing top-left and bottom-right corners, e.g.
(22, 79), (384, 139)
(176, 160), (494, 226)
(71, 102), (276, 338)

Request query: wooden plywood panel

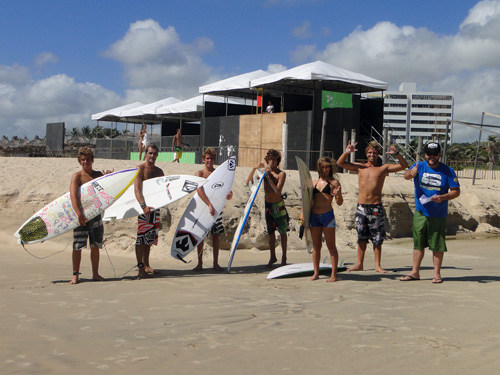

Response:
(238, 113), (286, 167)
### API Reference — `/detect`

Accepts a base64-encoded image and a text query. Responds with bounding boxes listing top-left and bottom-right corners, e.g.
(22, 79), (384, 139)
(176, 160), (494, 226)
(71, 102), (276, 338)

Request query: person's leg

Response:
(348, 241), (367, 271)
(90, 246), (105, 281)
(69, 250), (82, 284)
(323, 227), (339, 282)
(400, 249), (424, 280)
(193, 240), (204, 271)
(267, 233), (277, 267)
(142, 245), (154, 273)
(373, 244), (387, 273)
(280, 233), (287, 266)
(135, 244), (151, 278)
(310, 226), (323, 280)
(212, 234), (223, 271)
(432, 251), (444, 283)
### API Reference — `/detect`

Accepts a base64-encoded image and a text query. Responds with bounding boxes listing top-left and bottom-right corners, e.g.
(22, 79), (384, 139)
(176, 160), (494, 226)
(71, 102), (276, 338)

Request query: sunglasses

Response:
(426, 151), (439, 156)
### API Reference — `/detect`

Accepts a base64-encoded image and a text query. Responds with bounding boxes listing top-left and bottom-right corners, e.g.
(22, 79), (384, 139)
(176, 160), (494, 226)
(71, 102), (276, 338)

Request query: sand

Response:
(1, 157), (500, 374)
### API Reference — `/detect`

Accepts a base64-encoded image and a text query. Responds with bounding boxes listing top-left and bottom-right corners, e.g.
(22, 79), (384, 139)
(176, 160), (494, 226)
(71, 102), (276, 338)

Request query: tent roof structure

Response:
(91, 102), (145, 121)
(199, 70), (271, 98)
(250, 61), (387, 94)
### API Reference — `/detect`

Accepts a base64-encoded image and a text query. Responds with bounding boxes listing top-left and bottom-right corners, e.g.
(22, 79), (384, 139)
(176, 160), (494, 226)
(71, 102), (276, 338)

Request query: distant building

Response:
(381, 82), (454, 146)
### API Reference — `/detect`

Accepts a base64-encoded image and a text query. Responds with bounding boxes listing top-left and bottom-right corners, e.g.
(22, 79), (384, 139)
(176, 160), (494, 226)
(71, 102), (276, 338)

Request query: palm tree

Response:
(67, 127), (81, 137)
(92, 125), (105, 138)
(81, 126), (92, 139)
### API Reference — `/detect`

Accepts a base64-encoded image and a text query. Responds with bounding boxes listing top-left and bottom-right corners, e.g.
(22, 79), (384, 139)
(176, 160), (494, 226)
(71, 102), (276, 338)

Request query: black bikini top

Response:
(313, 180), (332, 196)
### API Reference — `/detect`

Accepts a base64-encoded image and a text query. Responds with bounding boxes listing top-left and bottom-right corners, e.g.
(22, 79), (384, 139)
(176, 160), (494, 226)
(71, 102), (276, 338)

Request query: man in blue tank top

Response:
(401, 142), (460, 283)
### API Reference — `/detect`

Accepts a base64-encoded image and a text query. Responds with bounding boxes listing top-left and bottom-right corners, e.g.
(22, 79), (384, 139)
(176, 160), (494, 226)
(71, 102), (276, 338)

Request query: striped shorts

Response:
(73, 215), (103, 250)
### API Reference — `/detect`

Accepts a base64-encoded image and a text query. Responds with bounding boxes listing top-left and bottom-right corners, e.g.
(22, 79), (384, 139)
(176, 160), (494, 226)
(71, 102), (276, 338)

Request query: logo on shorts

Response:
(228, 158), (236, 171)
(212, 182), (224, 189)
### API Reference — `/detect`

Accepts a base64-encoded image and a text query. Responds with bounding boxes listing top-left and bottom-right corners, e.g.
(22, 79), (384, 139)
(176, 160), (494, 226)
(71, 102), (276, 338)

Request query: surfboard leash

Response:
(20, 240), (69, 260)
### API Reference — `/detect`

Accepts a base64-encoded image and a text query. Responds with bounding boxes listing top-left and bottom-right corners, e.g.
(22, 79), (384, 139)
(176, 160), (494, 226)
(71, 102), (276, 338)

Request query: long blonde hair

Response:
(317, 156), (338, 180)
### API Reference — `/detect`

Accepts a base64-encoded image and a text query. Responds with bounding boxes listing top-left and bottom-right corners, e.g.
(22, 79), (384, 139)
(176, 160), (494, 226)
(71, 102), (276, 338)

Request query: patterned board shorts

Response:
(265, 200), (289, 235)
(73, 215), (103, 250)
(210, 212), (225, 236)
(136, 210), (160, 246)
(310, 209), (336, 228)
(355, 203), (386, 246)
(175, 146), (182, 159)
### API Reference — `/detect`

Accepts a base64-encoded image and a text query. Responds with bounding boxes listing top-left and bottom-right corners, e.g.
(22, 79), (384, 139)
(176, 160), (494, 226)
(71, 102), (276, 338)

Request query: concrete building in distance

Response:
(382, 82), (454, 146)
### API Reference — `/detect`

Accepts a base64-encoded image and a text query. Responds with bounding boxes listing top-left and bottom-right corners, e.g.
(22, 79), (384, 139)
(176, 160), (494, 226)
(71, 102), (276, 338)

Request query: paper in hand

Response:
(419, 194), (437, 205)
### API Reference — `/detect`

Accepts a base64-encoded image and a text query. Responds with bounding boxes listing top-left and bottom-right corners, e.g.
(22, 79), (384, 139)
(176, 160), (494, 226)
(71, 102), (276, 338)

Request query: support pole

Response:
(282, 121), (288, 169)
(472, 112), (485, 185)
(319, 111), (327, 158)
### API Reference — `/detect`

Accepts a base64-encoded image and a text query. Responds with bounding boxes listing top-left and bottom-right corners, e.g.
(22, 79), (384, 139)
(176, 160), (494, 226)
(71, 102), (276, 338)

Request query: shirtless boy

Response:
(337, 140), (408, 273)
(134, 144), (165, 278)
(193, 147), (233, 272)
(69, 147), (111, 285)
(172, 128), (182, 163)
(247, 149), (289, 267)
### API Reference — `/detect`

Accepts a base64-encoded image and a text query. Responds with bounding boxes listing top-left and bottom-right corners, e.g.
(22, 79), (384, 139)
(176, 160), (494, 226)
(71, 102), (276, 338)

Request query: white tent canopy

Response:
(250, 60), (387, 93)
(91, 102), (145, 121)
(120, 97), (181, 118)
(199, 70), (271, 96)
(152, 94), (252, 116)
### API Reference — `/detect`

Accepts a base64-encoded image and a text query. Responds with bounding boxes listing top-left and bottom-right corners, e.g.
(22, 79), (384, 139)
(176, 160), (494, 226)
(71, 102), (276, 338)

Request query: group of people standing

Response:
(68, 138), (460, 286)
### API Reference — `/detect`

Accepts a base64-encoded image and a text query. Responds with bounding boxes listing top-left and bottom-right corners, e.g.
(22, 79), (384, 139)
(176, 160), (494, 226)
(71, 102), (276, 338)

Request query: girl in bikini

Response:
(310, 156), (343, 281)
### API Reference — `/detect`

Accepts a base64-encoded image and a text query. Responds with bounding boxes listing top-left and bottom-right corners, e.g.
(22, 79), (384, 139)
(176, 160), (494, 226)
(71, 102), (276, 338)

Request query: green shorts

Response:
(412, 210), (447, 252)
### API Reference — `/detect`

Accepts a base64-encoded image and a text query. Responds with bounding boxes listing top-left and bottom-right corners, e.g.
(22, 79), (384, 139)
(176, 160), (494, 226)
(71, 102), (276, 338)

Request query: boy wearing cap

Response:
(401, 142), (460, 283)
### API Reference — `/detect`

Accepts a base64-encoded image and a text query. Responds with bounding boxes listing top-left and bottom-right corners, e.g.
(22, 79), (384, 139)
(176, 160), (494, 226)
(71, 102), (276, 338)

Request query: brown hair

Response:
(77, 146), (94, 162)
(145, 144), (159, 153)
(317, 156), (338, 179)
(264, 149), (281, 165)
(203, 147), (216, 159)
(365, 140), (382, 154)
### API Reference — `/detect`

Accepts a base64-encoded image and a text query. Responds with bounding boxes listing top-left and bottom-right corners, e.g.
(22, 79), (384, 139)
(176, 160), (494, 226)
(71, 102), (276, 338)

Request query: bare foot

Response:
(145, 266), (155, 274)
(92, 274), (106, 282)
(136, 269), (151, 279)
(347, 265), (363, 272)
(213, 264), (224, 272)
(266, 256), (278, 268)
(310, 274), (319, 281)
(326, 277), (339, 282)
(68, 276), (79, 285)
(193, 264), (203, 272)
(375, 267), (388, 274)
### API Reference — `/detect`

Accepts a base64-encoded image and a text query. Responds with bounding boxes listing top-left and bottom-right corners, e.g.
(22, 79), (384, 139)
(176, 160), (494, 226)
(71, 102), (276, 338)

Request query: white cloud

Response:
(303, 0), (500, 142)
(0, 66), (121, 137)
(292, 21), (312, 39)
(104, 19), (215, 101)
(34, 52), (58, 67)
(266, 63), (288, 74)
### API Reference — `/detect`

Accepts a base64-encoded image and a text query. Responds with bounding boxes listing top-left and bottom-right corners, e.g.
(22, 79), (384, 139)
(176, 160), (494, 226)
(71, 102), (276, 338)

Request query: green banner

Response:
(321, 91), (353, 109)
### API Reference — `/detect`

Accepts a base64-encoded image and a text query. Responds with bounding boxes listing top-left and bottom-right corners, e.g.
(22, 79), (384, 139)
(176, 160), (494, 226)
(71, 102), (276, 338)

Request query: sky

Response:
(1, 0), (500, 143)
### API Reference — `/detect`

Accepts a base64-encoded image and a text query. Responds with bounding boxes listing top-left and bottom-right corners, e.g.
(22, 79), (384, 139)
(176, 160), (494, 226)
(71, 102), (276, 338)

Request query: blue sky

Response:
(1, 0), (500, 142)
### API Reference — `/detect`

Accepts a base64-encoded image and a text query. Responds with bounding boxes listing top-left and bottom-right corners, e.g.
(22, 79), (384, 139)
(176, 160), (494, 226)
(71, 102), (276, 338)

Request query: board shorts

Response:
(210, 211), (225, 236)
(175, 146), (182, 159)
(136, 209), (160, 246)
(310, 209), (336, 228)
(412, 210), (447, 252)
(356, 203), (386, 246)
(73, 215), (103, 250)
(265, 200), (289, 235)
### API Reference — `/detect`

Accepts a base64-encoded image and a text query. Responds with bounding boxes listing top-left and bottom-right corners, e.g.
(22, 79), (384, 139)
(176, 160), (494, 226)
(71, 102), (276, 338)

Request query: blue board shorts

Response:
(310, 210), (336, 228)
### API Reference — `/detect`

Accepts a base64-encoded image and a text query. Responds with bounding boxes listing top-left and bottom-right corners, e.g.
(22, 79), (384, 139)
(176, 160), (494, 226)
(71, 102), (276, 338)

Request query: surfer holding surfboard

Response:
(248, 149), (289, 268)
(193, 147), (233, 272)
(134, 144), (165, 279)
(69, 147), (113, 285)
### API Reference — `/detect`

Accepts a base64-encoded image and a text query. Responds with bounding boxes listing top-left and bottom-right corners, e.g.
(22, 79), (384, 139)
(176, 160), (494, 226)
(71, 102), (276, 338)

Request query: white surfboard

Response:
(171, 157), (236, 261)
(102, 175), (207, 221)
(14, 168), (139, 244)
(267, 261), (347, 279)
(295, 156), (313, 253)
(227, 169), (266, 272)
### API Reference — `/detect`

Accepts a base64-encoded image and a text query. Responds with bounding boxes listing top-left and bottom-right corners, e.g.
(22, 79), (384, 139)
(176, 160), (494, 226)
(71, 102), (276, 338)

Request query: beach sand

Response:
(2, 157), (500, 374)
